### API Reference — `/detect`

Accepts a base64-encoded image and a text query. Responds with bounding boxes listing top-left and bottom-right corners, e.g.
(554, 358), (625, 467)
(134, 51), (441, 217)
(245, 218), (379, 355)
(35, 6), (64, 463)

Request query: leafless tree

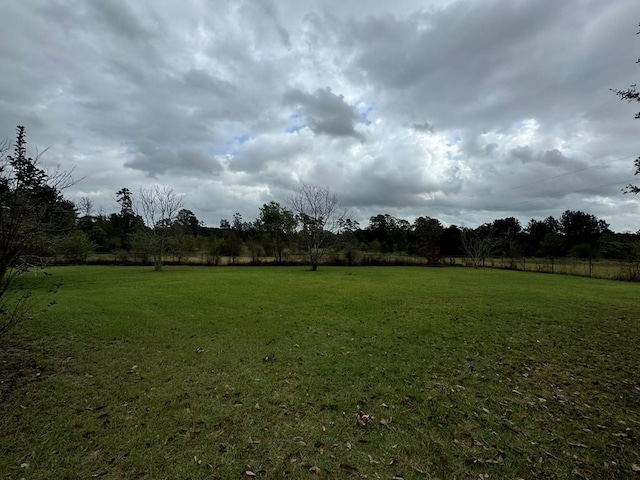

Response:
(137, 185), (183, 271)
(78, 196), (94, 217)
(289, 183), (344, 271)
(460, 228), (504, 268)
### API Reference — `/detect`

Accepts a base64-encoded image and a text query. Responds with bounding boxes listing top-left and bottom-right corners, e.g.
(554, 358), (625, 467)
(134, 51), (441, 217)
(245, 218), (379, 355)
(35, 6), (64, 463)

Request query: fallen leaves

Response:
(355, 411), (375, 427)
(309, 465), (323, 475)
(471, 455), (505, 465)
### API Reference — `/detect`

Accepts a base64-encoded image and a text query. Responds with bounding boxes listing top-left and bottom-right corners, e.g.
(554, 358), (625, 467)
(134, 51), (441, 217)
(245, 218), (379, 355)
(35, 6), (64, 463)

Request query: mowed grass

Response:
(1, 266), (639, 479)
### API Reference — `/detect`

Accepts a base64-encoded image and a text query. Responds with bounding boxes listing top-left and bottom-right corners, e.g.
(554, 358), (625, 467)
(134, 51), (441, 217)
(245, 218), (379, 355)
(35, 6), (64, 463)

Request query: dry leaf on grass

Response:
(309, 465), (323, 475)
(356, 411), (375, 427)
(567, 442), (588, 449)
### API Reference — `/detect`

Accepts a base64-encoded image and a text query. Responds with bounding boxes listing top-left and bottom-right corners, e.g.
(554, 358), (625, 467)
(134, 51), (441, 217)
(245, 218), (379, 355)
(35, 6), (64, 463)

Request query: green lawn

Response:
(1, 266), (639, 479)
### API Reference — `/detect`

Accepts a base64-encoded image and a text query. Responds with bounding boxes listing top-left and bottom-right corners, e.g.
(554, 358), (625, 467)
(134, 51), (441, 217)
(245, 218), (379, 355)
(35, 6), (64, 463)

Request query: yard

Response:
(1, 266), (639, 479)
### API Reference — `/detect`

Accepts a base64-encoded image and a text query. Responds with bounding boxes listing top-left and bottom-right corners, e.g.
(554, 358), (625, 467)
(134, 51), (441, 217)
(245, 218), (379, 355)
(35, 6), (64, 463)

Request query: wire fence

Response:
(76, 252), (640, 281)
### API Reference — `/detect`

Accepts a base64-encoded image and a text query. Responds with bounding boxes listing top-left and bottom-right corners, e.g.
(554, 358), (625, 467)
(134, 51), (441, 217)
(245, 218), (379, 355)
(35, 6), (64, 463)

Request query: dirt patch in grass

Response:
(0, 346), (43, 397)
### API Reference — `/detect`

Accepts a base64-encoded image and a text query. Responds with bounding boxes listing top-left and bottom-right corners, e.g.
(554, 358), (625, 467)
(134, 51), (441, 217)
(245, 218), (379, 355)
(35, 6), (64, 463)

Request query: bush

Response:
(57, 231), (94, 264)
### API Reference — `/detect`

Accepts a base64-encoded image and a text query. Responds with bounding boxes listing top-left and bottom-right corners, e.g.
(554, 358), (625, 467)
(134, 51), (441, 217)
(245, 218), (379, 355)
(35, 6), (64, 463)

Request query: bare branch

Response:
(136, 186), (184, 271)
(460, 228), (504, 268)
(0, 126), (71, 340)
(289, 183), (344, 270)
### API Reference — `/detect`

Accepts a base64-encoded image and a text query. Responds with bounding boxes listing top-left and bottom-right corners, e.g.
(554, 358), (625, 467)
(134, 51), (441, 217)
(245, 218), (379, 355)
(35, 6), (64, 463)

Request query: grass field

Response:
(84, 251), (640, 282)
(1, 266), (639, 479)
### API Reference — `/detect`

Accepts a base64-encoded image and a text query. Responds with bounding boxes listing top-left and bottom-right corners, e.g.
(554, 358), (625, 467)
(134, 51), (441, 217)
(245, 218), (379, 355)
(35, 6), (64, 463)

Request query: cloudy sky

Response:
(2, 0), (640, 231)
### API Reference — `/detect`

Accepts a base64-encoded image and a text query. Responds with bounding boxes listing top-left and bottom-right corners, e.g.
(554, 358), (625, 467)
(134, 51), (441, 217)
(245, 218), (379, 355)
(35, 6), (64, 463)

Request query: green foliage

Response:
(171, 233), (199, 263)
(202, 236), (223, 265)
(613, 240), (640, 281)
(258, 201), (296, 263)
(129, 231), (151, 264)
(569, 242), (599, 259)
(172, 208), (201, 235)
(559, 210), (609, 249)
(0, 126), (72, 340)
(88, 225), (108, 249)
(57, 230), (94, 264)
(111, 188), (144, 249)
(366, 214), (411, 253)
(221, 229), (242, 263)
(524, 216), (559, 255)
(539, 232), (565, 258)
(411, 216), (443, 262)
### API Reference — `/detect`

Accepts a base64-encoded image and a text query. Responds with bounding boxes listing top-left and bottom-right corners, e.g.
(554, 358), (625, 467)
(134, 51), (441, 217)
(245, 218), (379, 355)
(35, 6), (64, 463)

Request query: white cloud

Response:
(0, 0), (639, 231)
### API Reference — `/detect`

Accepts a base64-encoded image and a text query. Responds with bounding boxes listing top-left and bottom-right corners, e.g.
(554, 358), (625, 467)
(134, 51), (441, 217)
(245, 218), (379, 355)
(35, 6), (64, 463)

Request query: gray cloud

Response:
(124, 141), (224, 177)
(86, 1), (155, 42)
(284, 87), (365, 140)
(413, 122), (435, 133)
(1, 0), (639, 231)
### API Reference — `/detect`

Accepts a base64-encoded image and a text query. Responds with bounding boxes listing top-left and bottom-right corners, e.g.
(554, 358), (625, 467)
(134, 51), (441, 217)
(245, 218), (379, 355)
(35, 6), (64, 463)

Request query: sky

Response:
(2, 0), (640, 232)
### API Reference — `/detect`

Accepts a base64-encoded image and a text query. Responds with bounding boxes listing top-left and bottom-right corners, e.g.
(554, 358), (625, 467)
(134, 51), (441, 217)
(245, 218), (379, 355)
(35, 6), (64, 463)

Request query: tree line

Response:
(2, 126), (638, 277)
(68, 189), (636, 269)
(2, 126), (640, 339)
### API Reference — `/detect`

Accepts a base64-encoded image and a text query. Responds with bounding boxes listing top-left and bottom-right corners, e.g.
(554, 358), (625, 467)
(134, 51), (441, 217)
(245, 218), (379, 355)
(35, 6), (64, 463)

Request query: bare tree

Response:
(289, 183), (343, 271)
(78, 196), (94, 217)
(460, 228), (504, 268)
(137, 186), (183, 271)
